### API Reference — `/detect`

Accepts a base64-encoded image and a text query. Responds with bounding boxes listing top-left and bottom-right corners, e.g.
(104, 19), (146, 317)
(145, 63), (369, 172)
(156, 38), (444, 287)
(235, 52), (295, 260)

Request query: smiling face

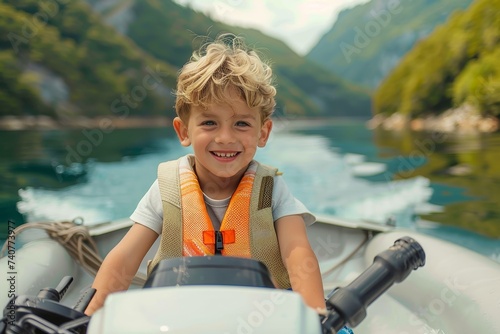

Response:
(173, 95), (272, 192)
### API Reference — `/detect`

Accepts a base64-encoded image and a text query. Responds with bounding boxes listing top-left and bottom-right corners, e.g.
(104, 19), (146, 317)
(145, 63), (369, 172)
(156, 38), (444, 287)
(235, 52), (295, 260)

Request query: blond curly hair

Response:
(175, 34), (276, 124)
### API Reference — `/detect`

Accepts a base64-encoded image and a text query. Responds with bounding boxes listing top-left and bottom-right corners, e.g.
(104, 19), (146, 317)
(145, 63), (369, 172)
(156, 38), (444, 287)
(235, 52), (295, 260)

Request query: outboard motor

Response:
(0, 236), (425, 334)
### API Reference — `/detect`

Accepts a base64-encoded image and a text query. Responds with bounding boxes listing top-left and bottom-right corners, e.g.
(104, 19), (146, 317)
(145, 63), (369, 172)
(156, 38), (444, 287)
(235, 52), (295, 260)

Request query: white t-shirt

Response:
(130, 158), (316, 235)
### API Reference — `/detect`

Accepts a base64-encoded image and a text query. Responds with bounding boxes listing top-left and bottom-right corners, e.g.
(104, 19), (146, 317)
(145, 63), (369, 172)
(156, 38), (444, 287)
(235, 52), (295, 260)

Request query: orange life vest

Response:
(147, 155), (291, 289)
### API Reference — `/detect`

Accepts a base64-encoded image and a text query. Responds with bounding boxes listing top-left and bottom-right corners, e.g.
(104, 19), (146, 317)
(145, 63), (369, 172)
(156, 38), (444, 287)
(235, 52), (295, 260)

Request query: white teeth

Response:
(214, 152), (237, 158)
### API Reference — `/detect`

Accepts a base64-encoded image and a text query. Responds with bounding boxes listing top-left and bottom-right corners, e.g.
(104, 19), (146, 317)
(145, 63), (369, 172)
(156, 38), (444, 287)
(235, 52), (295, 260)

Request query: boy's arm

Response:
(85, 223), (158, 315)
(275, 215), (326, 310)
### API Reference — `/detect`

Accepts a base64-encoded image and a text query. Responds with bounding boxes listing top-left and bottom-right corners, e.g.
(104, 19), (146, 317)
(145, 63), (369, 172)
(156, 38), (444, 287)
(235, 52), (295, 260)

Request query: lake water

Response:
(1, 119), (499, 259)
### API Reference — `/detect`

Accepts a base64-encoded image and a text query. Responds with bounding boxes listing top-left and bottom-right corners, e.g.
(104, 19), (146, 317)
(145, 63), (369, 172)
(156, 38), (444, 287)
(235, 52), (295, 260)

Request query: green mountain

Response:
(307, 0), (474, 90)
(0, 0), (372, 123)
(0, 0), (177, 120)
(87, 0), (371, 118)
(373, 0), (500, 118)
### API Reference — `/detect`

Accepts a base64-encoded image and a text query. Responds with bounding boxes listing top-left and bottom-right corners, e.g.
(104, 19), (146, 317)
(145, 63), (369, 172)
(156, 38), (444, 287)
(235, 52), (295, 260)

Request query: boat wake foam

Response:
(257, 134), (439, 227)
(17, 144), (190, 225)
(17, 133), (439, 228)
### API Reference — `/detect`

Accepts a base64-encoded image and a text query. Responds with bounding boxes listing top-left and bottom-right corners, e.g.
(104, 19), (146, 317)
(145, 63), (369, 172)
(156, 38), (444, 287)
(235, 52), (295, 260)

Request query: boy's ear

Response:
(258, 119), (273, 147)
(173, 117), (191, 146)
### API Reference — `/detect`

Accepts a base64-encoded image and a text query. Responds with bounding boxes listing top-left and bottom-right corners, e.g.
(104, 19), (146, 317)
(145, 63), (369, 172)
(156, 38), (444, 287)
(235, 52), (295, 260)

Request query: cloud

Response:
(174, 0), (370, 55)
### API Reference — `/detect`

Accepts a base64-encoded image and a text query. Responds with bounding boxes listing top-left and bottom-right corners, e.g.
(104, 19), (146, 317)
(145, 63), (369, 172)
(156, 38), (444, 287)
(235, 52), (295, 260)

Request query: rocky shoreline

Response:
(2, 106), (499, 134)
(0, 116), (171, 131)
(367, 105), (499, 133)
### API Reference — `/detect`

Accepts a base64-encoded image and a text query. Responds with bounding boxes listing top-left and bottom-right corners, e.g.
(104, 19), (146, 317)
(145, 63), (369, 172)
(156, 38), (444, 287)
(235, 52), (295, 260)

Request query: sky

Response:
(173, 0), (370, 55)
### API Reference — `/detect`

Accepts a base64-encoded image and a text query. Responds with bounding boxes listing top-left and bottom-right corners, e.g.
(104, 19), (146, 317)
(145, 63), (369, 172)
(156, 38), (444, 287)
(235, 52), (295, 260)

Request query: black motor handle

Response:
(322, 236), (426, 332)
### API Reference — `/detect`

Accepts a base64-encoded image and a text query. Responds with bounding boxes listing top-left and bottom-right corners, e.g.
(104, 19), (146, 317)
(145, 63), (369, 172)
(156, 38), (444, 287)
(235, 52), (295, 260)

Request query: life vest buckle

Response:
(215, 231), (224, 255)
(202, 230), (235, 255)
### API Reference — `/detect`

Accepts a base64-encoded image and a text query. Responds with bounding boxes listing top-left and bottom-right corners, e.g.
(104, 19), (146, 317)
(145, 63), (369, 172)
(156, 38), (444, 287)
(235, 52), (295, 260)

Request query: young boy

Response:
(85, 34), (325, 315)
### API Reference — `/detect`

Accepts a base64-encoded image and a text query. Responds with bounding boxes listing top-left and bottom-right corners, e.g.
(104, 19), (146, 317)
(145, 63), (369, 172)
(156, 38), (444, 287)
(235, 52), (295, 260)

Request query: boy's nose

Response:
(214, 127), (236, 144)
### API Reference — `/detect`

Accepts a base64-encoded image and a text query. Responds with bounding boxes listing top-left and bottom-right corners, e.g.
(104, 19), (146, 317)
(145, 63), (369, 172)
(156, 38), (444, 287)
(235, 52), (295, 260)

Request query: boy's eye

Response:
(236, 121), (250, 127)
(201, 120), (216, 126)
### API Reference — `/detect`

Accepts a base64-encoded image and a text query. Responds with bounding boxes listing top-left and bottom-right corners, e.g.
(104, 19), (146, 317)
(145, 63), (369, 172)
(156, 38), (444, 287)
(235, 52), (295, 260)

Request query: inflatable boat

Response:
(1, 215), (499, 333)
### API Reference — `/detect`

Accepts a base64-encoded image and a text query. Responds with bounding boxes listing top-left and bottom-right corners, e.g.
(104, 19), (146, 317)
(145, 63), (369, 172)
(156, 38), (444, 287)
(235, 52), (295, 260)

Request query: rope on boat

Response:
(321, 230), (371, 278)
(0, 219), (146, 286)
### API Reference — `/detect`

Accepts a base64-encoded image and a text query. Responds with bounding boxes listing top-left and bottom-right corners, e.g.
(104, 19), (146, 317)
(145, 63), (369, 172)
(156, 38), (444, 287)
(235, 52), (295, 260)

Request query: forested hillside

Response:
(373, 0), (500, 119)
(0, 0), (177, 120)
(307, 0), (473, 89)
(88, 0), (371, 118)
(0, 0), (372, 125)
